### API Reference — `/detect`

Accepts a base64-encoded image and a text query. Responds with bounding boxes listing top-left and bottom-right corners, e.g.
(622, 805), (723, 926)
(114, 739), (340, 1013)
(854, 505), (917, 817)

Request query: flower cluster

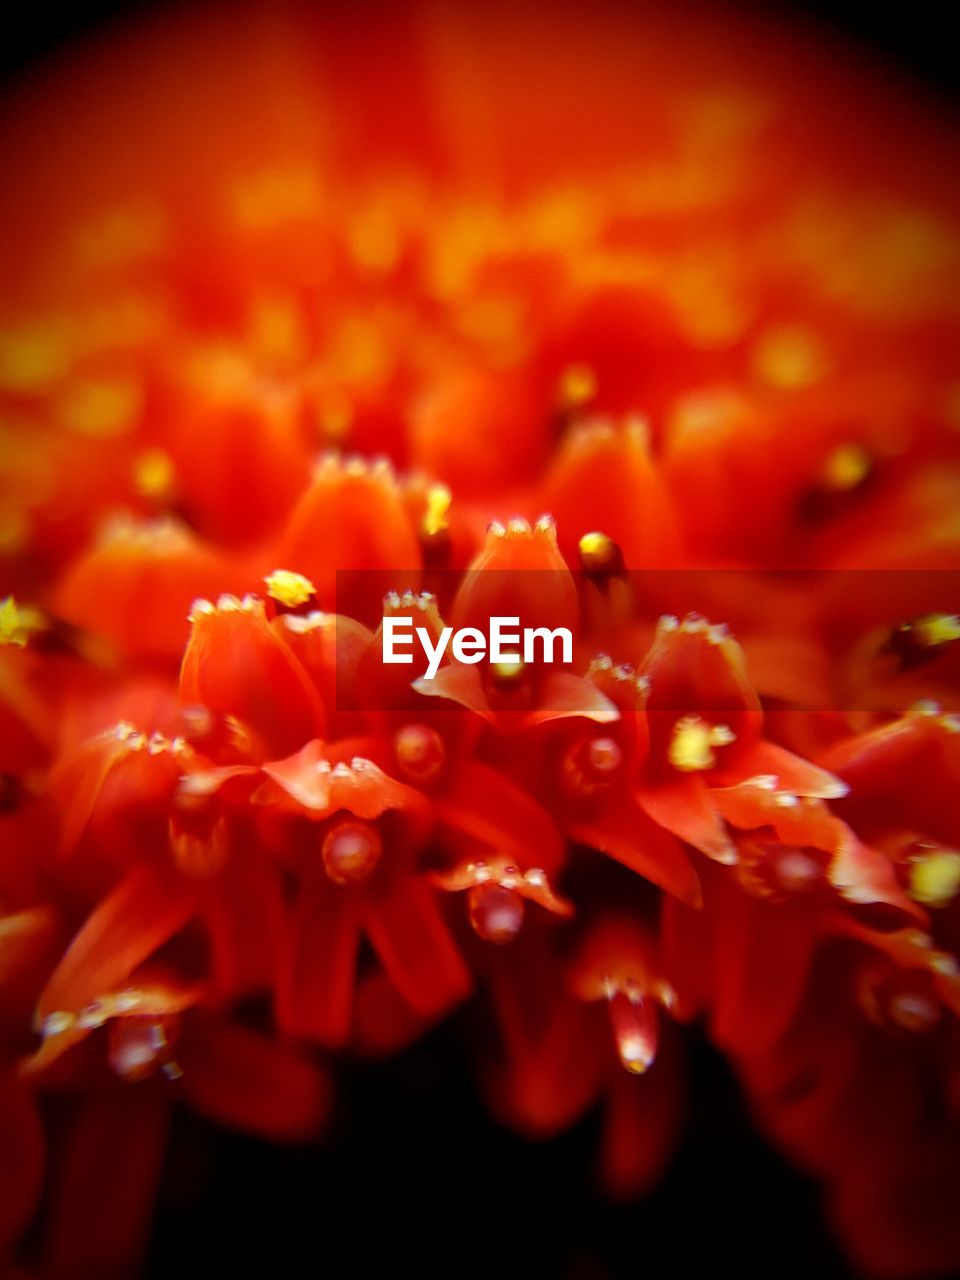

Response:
(1, 3), (960, 1276)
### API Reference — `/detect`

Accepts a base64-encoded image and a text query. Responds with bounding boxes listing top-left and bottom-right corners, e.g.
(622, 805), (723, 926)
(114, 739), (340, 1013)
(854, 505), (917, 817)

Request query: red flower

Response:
(1, 1), (960, 1275)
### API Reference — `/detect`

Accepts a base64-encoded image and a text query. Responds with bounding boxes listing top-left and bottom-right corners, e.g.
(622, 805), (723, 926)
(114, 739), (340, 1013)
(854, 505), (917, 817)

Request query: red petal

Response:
(542, 417), (681, 569)
(567, 789), (701, 906)
(434, 760), (566, 873)
(37, 864), (198, 1019)
(0, 1073), (43, 1251)
(450, 515), (579, 636)
(523, 671), (619, 728)
(276, 859), (360, 1048)
(199, 841), (285, 997)
(484, 940), (603, 1136)
(261, 740), (430, 839)
(50, 725), (182, 857)
(412, 662), (495, 722)
(352, 971), (431, 1057)
(709, 874), (819, 1054)
(601, 1045), (683, 1199)
(276, 453), (422, 619)
(55, 518), (237, 661)
(179, 1014), (330, 1141)
(432, 856), (573, 917)
(730, 739), (849, 799)
(44, 1088), (170, 1280)
(0, 906), (60, 1028)
(179, 594), (325, 759)
(641, 614), (762, 720)
(273, 610), (374, 717)
(828, 824), (924, 916)
(363, 877), (471, 1019)
(637, 775), (736, 863)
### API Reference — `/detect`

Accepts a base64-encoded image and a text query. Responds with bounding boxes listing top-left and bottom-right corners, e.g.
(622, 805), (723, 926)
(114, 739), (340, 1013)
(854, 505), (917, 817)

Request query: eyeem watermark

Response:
(383, 615), (573, 680)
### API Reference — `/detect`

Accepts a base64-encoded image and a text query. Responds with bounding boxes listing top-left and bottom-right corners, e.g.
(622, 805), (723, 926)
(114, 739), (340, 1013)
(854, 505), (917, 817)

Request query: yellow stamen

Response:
(264, 570), (316, 609)
(911, 613), (960, 649)
(558, 362), (597, 408)
(491, 657), (525, 684)
(422, 483), (452, 538)
(578, 530), (623, 575)
(821, 442), (872, 492)
(133, 448), (176, 501)
(910, 850), (960, 908)
(668, 714), (736, 772)
(0, 596), (45, 648)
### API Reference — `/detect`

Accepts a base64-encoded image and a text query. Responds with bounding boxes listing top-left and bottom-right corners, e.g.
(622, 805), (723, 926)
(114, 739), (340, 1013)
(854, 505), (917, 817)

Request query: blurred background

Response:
(2, 3), (957, 1277)
(2, 0), (959, 99)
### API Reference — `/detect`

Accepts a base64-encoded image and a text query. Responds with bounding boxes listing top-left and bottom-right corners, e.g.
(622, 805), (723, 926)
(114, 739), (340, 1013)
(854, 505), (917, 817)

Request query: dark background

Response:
(1, 0), (959, 99)
(3, 3), (956, 1277)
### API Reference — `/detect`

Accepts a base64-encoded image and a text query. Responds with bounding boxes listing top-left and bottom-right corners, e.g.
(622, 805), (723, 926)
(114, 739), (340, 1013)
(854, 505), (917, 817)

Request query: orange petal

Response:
(730, 739), (849, 799)
(55, 517), (237, 661)
(412, 661), (495, 722)
(275, 453), (421, 620)
(261, 740), (430, 838)
(180, 593), (324, 758)
(542, 417), (681, 569)
(637, 775), (736, 863)
(523, 671), (619, 728)
(450, 515), (579, 637)
(37, 864), (199, 1020)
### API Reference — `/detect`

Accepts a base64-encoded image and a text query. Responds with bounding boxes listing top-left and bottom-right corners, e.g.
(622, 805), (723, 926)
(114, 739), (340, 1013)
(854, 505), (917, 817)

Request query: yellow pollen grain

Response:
(58, 377), (140, 438)
(668, 715), (734, 772)
(265, 570), (316, 609)
(491, 657), (525, 682)
(0, 596), (45, 648)
(821, 442), (872, 492)
(912, 613), (960, 649)
(559, 362), (597, 408)
(752, 324), (829, 389)
(910, 850), (960, 908)
(579, 530), (618, 571)
(422, 483), (451, 538)
(134, 448), (176, 501)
